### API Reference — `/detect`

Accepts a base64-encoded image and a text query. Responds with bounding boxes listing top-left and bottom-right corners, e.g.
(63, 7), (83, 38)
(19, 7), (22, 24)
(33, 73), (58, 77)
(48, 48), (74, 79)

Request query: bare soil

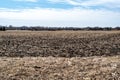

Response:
(0, 31), (120, 57)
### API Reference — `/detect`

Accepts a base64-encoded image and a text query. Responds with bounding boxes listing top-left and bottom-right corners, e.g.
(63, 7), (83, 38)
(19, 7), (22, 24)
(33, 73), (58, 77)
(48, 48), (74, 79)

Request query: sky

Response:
(0, 0), (120, 27)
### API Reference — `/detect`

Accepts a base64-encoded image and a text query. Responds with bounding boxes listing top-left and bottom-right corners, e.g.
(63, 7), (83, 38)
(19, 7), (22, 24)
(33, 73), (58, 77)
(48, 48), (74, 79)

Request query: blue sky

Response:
(0, 0), (120, 27)
(0, 0), (74, 9)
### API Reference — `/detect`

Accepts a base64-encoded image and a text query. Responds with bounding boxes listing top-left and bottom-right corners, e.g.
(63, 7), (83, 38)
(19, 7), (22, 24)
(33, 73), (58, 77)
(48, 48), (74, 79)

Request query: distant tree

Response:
(20, 26), (28, 30)
(115, 26), (120, 30)
(103, 27), (112, 31)
(0, 25), (6, 31)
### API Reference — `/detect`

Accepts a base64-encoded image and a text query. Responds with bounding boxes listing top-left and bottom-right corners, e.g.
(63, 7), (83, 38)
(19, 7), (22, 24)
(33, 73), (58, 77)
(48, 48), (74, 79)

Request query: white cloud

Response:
(0, 8), (120, 27)
(48, 0), (120, 8)
(13, 0), (38, 2)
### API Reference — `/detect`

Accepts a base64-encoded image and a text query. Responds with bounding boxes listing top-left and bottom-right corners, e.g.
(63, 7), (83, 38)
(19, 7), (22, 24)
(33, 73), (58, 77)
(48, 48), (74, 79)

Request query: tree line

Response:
(0, 25), (120, 31)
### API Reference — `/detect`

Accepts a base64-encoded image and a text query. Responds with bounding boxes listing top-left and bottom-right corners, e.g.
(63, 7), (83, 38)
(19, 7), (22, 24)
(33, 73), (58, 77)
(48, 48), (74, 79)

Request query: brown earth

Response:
(0, 31), (120, 57)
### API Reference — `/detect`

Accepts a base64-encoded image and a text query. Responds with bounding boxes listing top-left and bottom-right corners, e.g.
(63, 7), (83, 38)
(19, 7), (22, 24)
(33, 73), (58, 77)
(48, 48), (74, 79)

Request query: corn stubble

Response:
(0, 31), (120, 80)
